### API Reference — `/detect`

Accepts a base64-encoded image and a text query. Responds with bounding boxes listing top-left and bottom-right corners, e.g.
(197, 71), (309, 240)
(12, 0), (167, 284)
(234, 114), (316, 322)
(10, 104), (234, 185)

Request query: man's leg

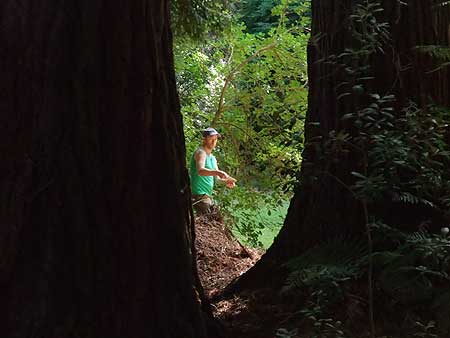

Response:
(192, 194), (213, 215)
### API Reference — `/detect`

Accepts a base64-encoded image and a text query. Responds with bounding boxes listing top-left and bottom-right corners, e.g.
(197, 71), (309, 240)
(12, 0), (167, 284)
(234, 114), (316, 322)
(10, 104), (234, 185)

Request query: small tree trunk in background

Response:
(232, 0), (450, 290)
(0, 1), (208, 337)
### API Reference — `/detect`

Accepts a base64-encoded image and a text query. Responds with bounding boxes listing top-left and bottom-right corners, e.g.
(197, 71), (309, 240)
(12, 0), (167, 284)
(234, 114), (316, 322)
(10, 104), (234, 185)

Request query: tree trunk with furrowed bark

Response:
(0, 1), (209, 337)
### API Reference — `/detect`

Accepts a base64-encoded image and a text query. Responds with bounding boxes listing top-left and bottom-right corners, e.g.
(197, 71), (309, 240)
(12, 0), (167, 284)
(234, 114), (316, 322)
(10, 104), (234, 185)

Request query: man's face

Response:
(203, 135), (218, 149)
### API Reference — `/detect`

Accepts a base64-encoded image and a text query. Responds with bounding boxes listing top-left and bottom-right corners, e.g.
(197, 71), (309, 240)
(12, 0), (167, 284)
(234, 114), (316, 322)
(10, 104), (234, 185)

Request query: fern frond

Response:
(282, 237), (367, 293)
(392, 191), (419, 204)
(407, 231), (430, 242)
(392, 192), (435, 207)
(283, 263), (360, 294)
(284, 237), (368, 271)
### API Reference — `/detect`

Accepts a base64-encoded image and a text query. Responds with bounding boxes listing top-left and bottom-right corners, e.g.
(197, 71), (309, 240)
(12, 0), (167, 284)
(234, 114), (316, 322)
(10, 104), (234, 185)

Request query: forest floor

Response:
(195, 214), (447, 338)
(195, 214), (300, 338)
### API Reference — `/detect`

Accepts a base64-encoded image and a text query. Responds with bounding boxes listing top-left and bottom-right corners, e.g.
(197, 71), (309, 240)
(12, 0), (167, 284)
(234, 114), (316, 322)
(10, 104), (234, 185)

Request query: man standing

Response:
(190, 127), (236, 214)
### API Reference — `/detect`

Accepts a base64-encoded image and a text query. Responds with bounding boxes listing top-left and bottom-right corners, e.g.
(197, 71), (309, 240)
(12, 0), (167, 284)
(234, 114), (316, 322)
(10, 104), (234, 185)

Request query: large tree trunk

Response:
(232, 0), (450, 290)
(0, 1), (208, 337)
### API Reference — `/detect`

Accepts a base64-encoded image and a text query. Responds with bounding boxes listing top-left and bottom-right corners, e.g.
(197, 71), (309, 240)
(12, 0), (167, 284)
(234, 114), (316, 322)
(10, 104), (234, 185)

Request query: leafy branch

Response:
(211, 41), (277, 126)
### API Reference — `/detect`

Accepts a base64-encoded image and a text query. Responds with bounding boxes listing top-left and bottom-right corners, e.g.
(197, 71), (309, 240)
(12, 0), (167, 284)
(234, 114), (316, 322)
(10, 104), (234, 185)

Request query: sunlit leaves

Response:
(175, 3), (310, 192)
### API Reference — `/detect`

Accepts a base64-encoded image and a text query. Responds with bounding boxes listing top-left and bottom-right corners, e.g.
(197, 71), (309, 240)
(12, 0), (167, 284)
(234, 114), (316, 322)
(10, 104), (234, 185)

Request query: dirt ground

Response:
(195, 214), (262, 298)
(195, 214), (296, 338)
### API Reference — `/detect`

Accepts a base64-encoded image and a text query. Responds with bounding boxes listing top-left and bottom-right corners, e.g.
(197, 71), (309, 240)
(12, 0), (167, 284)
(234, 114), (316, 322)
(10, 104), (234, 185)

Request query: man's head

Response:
(202, 127), (220, 150)
(202, 127), (220, 138)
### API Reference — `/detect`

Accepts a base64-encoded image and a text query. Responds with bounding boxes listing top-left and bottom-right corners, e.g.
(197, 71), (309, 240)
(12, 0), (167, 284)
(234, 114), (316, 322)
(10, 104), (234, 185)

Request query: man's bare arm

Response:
(195, 150), (228, 179)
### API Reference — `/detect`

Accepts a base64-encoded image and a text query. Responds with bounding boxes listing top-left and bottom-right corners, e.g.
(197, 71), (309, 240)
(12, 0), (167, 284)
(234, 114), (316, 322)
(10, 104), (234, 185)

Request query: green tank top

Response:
(190, 148), (217, 196)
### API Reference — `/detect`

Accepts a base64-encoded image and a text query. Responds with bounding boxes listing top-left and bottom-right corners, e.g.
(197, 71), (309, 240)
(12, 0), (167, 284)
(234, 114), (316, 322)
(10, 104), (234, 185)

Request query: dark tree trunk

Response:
(0, 1), (208, 337)
(231, 0), (450, 290)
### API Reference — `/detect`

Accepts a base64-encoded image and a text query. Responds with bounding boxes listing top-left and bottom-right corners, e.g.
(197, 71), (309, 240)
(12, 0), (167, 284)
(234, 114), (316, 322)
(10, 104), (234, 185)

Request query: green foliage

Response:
(315, 3), (450, 332)
(280, 240), (361, 338)
(281, 225), (450, 336)
(284, 237), (368, 275)
(283, 238), (368, 309)
(175, 0), (310, 242)
(175, 2), (309, 187)
(365, 225), (450, 335)
(238, 0), (279, 34)
(237, 0), (311, 34)
(350, 102), (450, 212)
(171, 0), (233, 39)
(372, 227), (450, 305)
(174, 42), (220, 158)
(313, 0), (450, 215)
(348, 1), (390, 52)
(215, 184), (288, 247)
(285, 2), (450, 336)
(218, 23), (307, 187)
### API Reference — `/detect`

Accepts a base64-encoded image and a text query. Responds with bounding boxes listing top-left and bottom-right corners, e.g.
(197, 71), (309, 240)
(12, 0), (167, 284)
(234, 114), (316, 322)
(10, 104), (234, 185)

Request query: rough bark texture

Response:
(231, 0), (450, 290)
(0, 1), (208, 337)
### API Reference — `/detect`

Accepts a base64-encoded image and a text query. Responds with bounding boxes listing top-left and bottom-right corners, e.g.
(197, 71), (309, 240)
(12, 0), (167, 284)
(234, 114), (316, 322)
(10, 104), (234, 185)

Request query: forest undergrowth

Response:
(197, 211), (450, 338)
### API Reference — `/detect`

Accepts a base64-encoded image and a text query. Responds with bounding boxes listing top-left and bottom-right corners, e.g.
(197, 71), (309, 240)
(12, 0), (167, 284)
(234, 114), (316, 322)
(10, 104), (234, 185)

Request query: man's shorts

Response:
(192, 194), (213, 215)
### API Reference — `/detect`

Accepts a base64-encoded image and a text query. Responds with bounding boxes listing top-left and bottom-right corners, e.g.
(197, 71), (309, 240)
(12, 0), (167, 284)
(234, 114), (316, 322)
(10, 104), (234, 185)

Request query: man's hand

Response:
(216, 170), (236, 188)
(225, 176), (236, 188)
(226, 181), (236, 188)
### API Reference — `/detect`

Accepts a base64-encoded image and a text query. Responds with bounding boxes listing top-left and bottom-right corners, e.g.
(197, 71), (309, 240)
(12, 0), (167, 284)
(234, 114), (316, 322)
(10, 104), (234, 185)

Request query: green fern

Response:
(392, 192), (435, 207)
(284, 237), (368, 270)
(373, 231), (450, 304)
(406, 231), (432, 242)
(393, 191), (419, 204)
(282, 237), (368, 294)
(284, 264), (360, 292)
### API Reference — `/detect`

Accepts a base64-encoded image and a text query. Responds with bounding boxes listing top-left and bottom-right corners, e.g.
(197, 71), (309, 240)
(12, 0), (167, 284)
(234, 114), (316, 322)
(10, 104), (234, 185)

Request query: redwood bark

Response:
(0, 1), (208, 337)
(232, 0), (450, 290)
